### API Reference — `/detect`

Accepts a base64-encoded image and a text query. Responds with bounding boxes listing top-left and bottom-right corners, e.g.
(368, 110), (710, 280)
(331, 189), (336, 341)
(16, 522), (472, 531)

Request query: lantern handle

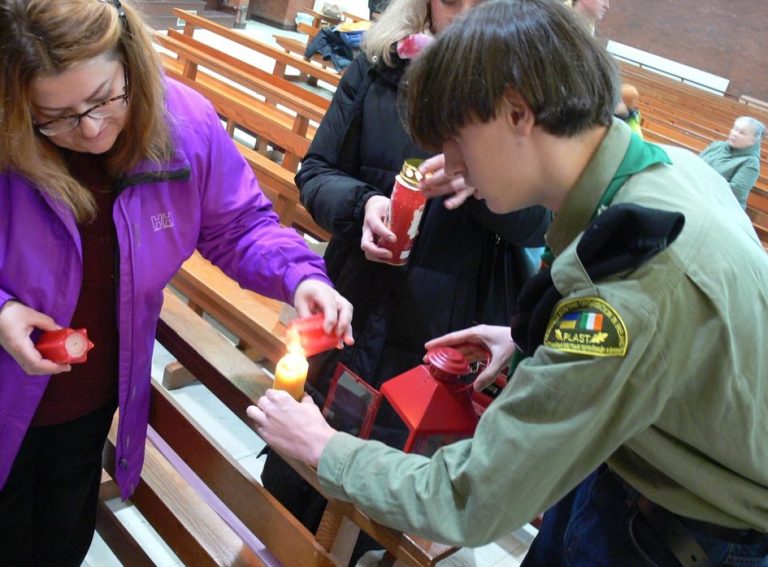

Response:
(422, 343), (491, 390)
(450, 343), (510, 404)
(451, 342), (491, 373)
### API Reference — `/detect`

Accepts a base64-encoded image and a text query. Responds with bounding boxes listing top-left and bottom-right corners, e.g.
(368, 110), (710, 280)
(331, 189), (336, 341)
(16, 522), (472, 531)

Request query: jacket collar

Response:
(725, 139), (761, 157)
(546, 119), (631, 257)
(117, 123), (191, 191)
(372, 50), (408, 89)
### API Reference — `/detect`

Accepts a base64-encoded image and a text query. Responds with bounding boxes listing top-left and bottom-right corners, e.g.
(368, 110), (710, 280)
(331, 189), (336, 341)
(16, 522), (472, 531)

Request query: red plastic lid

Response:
(425, 347), (470, 383)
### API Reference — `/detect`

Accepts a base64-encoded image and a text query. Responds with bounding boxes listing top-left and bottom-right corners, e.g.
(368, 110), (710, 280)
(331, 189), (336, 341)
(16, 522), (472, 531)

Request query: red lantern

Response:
(379, 347), (479, 456)
(322, 344), (507, 457)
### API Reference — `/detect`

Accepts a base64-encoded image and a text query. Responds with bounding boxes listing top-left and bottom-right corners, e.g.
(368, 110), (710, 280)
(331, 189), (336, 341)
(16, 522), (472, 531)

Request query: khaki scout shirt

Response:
(317, 120), (768, 546)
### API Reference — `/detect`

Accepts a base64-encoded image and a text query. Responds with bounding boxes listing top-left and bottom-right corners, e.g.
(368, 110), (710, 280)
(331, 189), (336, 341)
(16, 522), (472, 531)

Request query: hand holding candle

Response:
(274, 350), (309, 400)
(379, 159), (428, 266)
(274, 313), (345, 400)
(35, 328), (94, 364)
(285, 313), (342, 357)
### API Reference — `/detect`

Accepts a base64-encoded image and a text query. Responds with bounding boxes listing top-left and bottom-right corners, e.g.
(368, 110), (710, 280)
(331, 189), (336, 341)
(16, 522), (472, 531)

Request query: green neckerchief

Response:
(501, 134), (673, 377)
(539, 133), (672, 268)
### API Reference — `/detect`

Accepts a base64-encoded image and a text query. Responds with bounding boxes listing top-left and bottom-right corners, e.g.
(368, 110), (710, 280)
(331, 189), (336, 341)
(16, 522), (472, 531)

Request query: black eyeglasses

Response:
(35, 67), (129, 137)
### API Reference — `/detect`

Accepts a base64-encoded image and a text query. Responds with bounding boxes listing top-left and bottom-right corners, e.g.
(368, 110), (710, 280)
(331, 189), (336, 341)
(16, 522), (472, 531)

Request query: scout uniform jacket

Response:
(315, 120), (768, 546)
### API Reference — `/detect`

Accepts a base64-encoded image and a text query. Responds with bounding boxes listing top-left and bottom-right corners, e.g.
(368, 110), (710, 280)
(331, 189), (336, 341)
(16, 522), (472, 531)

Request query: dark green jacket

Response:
(699, 140), (761, 208)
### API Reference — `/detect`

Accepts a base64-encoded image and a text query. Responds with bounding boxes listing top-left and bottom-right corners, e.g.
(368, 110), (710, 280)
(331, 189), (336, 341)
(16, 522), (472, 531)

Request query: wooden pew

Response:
(154, 30), (327, 140)
(272, 32), (343, 82)
(740, 95), (768, 112)
(302, 8), (344, 30)
(96, 477), (155, 567)
(236, 141), (330, 239)
(275, 10), (369, 79)
(619, 63), (768, 242)
(154, 30), (334, 238)
(99, 289), (459, 566)
(746, 206), (768, 246)
(102, 424), (274, 566)
(153, 65), (326, 237)
(165, 28), (331, 111)
(172, 8), (341, 89)
(170, 251), (288, 365)
(343, 11), (370, 23)
(153, 25), (335, 358)
(620, 62), (768, 126)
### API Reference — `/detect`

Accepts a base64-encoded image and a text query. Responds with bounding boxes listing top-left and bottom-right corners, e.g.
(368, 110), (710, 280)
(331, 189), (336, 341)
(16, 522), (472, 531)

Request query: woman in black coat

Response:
(263, 0), (550, 545)
(296, 12), (549, 400)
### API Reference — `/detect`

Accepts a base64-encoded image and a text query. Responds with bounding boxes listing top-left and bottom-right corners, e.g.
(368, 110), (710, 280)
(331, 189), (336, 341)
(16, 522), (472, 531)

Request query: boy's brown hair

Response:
(402, 0), (619, 151)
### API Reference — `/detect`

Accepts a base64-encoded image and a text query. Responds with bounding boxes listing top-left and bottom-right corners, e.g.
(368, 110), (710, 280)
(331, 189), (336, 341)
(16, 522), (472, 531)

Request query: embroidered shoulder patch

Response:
(543, 297), (628, 357)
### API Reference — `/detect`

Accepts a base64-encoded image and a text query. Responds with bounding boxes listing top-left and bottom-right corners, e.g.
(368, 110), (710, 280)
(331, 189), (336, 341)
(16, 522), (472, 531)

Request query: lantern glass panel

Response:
(322, 364), (382, 438)
(370, 399), (410, 449)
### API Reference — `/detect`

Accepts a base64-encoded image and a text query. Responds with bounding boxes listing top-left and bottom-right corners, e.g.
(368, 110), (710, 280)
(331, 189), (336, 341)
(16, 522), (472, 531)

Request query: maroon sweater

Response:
(32, 152), (119, 426)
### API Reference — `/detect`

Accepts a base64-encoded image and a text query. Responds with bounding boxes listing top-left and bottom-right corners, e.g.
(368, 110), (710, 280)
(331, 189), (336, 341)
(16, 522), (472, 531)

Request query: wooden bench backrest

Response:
(173, 8), (341, 87)
(99, 290), (340, 566)
(167, 28), (332, 111)
(154, 289), (458, 566)
(171, 251), (287, 365)
(103, 428), (274, 566)
(154, 31), (327, 124)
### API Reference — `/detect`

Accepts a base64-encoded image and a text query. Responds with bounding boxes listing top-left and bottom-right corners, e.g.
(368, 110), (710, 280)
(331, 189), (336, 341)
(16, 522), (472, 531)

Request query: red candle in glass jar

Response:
(35, 328), (94, 364)
(286, 313), (342, 358)
(380, 159), (427, 266)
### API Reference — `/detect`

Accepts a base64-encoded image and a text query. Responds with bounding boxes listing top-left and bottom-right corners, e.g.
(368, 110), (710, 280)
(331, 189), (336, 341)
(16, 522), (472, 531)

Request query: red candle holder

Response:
(286, 313), (342, 357)
(379, 159), (427, 266)
(36, 328), (94, 364)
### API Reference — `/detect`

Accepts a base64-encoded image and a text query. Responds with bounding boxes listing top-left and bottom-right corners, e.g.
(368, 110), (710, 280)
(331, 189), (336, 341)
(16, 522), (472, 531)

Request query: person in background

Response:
(571, 0), (609, 34)
(249, 1), (768, 565)
(262, 0), (549, 555)
(0, 1), (352, 564)
(368, 0), (390, 20)
(615, 83), (644, 138)
(700, 116), (764, 208)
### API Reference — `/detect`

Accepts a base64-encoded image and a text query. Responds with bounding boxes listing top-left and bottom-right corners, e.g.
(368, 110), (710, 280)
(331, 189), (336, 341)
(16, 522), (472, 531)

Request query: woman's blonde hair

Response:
(0, 0), (172, 223)
(363, 0), (431, 67)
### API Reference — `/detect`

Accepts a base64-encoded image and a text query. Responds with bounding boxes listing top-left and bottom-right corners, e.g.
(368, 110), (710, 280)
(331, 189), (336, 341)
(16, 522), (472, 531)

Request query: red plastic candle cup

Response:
(35, 328), (95, 364)
(286, 313), (342, 357)
(380, 159), (427, 266)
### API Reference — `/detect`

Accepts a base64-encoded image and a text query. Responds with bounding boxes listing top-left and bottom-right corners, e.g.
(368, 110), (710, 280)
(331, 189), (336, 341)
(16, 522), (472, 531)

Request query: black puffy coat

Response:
(296, 53), (550, 396)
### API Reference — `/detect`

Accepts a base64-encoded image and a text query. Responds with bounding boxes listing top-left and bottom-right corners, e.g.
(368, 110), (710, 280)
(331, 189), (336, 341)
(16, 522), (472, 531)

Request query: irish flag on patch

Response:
(578, 312), (603, 331)
(559, 311), (603, 331)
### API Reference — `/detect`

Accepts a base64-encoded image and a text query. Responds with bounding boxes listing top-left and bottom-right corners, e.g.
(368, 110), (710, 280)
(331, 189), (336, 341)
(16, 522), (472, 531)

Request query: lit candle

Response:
(273, 351), (309, 400)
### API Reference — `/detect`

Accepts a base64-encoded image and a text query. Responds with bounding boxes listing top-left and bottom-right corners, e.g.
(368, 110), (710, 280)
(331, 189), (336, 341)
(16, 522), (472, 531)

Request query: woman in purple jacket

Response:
(0, 0), (352, 563)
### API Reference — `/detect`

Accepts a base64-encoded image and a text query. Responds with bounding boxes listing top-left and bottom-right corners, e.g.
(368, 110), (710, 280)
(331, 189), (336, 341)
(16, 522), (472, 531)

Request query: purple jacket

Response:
(0, 79), (330, 497)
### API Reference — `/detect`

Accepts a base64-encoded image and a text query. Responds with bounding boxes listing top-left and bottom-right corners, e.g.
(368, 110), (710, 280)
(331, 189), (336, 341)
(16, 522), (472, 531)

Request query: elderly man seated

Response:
(700, 117), (764, 208)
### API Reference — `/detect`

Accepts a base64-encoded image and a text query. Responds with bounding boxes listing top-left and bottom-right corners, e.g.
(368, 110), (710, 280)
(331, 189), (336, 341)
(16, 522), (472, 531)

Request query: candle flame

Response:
(285, 327), (306, 357)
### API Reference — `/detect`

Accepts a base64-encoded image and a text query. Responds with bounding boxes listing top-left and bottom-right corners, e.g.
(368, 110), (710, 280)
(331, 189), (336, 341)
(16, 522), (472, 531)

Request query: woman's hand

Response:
(247, 389), (338, 467)
(425, 324), (517, 391)
(419, 154), (476, 210)
(361, 195), (396, 263)
(0, 300), (72, 375)
(293, 279), (354, 346)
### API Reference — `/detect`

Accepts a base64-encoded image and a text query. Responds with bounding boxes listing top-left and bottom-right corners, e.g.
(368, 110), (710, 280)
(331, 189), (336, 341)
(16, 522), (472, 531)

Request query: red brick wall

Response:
(598, 0), (767, 101)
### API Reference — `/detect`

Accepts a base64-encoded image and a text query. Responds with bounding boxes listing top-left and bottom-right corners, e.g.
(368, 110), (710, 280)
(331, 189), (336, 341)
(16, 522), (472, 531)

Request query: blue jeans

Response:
(522, 467), (768, 567)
